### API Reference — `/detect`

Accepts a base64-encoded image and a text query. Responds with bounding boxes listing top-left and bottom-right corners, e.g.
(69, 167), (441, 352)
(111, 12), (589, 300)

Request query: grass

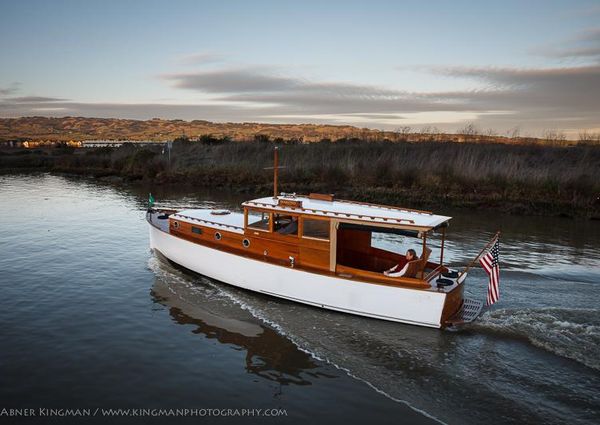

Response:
(1, 139), (599, 218)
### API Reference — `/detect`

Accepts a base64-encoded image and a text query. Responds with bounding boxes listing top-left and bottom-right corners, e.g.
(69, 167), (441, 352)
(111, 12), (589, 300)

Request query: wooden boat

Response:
(147, 149), (484, 329)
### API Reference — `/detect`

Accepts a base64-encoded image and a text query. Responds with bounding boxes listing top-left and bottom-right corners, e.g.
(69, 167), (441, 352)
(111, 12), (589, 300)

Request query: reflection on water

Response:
(0, 173), (437, 425)
(187, 272), (600, 425)
(134, 174), (600, 425)
(150, 265), (330, 387)
(1, 173), (599, 425)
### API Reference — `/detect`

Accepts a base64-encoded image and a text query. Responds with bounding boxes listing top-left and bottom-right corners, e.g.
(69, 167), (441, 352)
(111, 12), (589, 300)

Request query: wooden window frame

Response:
(245, 208), (273, 233)
(272, 212), (300, 238)
(300, 216), (331, 241)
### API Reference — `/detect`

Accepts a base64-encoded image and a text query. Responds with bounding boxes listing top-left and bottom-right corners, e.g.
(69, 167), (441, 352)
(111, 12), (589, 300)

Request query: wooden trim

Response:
(329, 219), (338, 272)
(336, 264), (430, 289)
(278, 198), (303, 208)
(302, 235), (330, 242)
(309, 193), (335, 201)
(441, 283), (465, 324)
(247, 228), (270, 234)
(300, 215), (331, 221)
(425, 265), (447, 281)
(298, 214), (304, 239)
(420, 234), (428, 276)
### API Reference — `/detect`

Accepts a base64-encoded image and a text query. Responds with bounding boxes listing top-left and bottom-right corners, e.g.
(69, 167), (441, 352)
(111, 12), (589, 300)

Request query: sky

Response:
(1, 0), (599, 137)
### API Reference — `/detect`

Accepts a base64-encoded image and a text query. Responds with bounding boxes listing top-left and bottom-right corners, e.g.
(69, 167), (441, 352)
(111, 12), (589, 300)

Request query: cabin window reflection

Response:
(248, 211), (271, 231)
(274, 213), (298, 236)
(302, 218), (330, 240)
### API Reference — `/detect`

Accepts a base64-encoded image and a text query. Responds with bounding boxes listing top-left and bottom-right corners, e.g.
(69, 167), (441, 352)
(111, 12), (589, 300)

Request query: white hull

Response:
(149, 224), (449, 328)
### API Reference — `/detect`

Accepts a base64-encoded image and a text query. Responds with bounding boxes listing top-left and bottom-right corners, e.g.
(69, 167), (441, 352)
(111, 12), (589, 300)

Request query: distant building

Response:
(22, 140), (81, 148)
(0, 140), (25, 147)
(80, 140), (162, 148)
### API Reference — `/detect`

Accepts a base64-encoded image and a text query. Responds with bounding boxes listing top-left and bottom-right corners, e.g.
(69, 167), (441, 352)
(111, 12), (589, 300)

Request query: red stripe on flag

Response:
(479, 239), (500, 306)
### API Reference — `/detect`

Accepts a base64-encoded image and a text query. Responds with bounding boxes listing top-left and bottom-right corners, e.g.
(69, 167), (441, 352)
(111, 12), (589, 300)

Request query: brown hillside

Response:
(0, 116), (593, 145)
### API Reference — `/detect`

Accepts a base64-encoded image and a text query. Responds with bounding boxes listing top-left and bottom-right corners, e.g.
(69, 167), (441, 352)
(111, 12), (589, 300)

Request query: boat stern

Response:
(445, 298), (485, 327)
(441, 277), (485, 328)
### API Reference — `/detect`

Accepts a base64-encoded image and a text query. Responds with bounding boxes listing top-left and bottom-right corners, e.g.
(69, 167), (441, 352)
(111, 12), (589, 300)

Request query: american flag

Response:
(480, 237), (500, 306)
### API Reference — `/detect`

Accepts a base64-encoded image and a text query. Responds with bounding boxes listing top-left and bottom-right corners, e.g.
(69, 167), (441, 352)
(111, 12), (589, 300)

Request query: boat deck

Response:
(147, 211), (171, 232)
(172, 209), (245, 234)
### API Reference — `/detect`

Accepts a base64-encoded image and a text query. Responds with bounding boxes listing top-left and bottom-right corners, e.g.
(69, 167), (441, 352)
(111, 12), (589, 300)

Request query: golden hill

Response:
(0, 116), (595, 145)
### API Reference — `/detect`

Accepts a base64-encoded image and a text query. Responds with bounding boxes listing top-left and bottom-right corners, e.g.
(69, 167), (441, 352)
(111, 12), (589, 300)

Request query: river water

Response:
(1, 174), (599, 424)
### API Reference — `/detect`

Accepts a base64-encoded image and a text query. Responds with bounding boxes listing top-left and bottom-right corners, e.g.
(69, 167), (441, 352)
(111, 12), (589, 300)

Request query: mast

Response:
(273, 147), (279, 199)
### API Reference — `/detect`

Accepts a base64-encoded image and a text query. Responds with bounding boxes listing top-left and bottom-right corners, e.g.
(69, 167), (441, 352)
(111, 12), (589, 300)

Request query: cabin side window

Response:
(273, 213), (299, 236)
(302, 218), (330, 240)
(247, 210), (271, 231)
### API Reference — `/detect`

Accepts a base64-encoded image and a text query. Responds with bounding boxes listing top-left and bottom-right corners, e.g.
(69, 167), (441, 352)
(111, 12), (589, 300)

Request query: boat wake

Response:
(473, 307), (600, 371)
(146, 255), (447, 424)
(146, 254), (600, 425)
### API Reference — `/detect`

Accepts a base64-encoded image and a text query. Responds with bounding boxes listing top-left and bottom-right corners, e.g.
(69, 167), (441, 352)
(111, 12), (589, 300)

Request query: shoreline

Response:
(1, 140), (599, 219)
(3, 168), (597, 221)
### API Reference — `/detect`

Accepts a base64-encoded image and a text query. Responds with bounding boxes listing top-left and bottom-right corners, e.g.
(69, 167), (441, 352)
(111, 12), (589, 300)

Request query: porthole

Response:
(172, 221), (179, 229)
(214, 232), (222, 241)
(242, 238), (250, 248)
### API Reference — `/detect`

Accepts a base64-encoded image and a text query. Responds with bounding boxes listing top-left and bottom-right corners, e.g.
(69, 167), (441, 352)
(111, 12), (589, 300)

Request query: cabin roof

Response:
(173, 209), (245, 234)
(243, 195), (451, 230)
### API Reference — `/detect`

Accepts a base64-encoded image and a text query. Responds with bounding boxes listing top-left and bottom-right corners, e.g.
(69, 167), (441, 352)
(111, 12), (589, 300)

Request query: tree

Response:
(457, 123), (479, 136)
(254, 134), (270, 143)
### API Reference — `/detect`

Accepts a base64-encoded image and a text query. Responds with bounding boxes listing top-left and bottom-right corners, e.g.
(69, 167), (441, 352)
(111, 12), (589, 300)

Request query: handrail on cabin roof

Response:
(270, 194), (434, 215)
(332, 198), (433, 215)
(172, 213), (244, 230)
(242, 201), (417, 224)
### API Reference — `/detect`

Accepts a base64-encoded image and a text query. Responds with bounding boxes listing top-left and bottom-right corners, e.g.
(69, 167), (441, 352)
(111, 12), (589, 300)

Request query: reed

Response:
(1, 139), (598, 217)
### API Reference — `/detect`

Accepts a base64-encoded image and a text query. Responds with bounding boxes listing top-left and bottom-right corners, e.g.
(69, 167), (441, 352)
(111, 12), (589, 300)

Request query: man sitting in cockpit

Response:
(384, 249), (419, 277)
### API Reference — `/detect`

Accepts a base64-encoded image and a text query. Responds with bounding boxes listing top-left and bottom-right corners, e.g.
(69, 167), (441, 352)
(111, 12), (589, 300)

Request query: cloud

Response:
(162, 67), (450, 117)
(427, 65), (600, 109)
(160, 64), (600, 131)
(532, 27), (600, 62)
(0, 100), (271, 122)
(163, 68), (405, 98)
(3, 28), (600, 136)
(163, 68), (302, 93)
(4, 62), (600, 135)
(178, 52), (225, 66)
(418, 65), (600, 132)
(0, 82), (21, 96)
(7, 96), (67, 103)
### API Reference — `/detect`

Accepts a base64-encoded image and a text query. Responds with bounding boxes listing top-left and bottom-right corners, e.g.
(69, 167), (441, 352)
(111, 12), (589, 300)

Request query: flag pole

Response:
(458, 230), (500, 278)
